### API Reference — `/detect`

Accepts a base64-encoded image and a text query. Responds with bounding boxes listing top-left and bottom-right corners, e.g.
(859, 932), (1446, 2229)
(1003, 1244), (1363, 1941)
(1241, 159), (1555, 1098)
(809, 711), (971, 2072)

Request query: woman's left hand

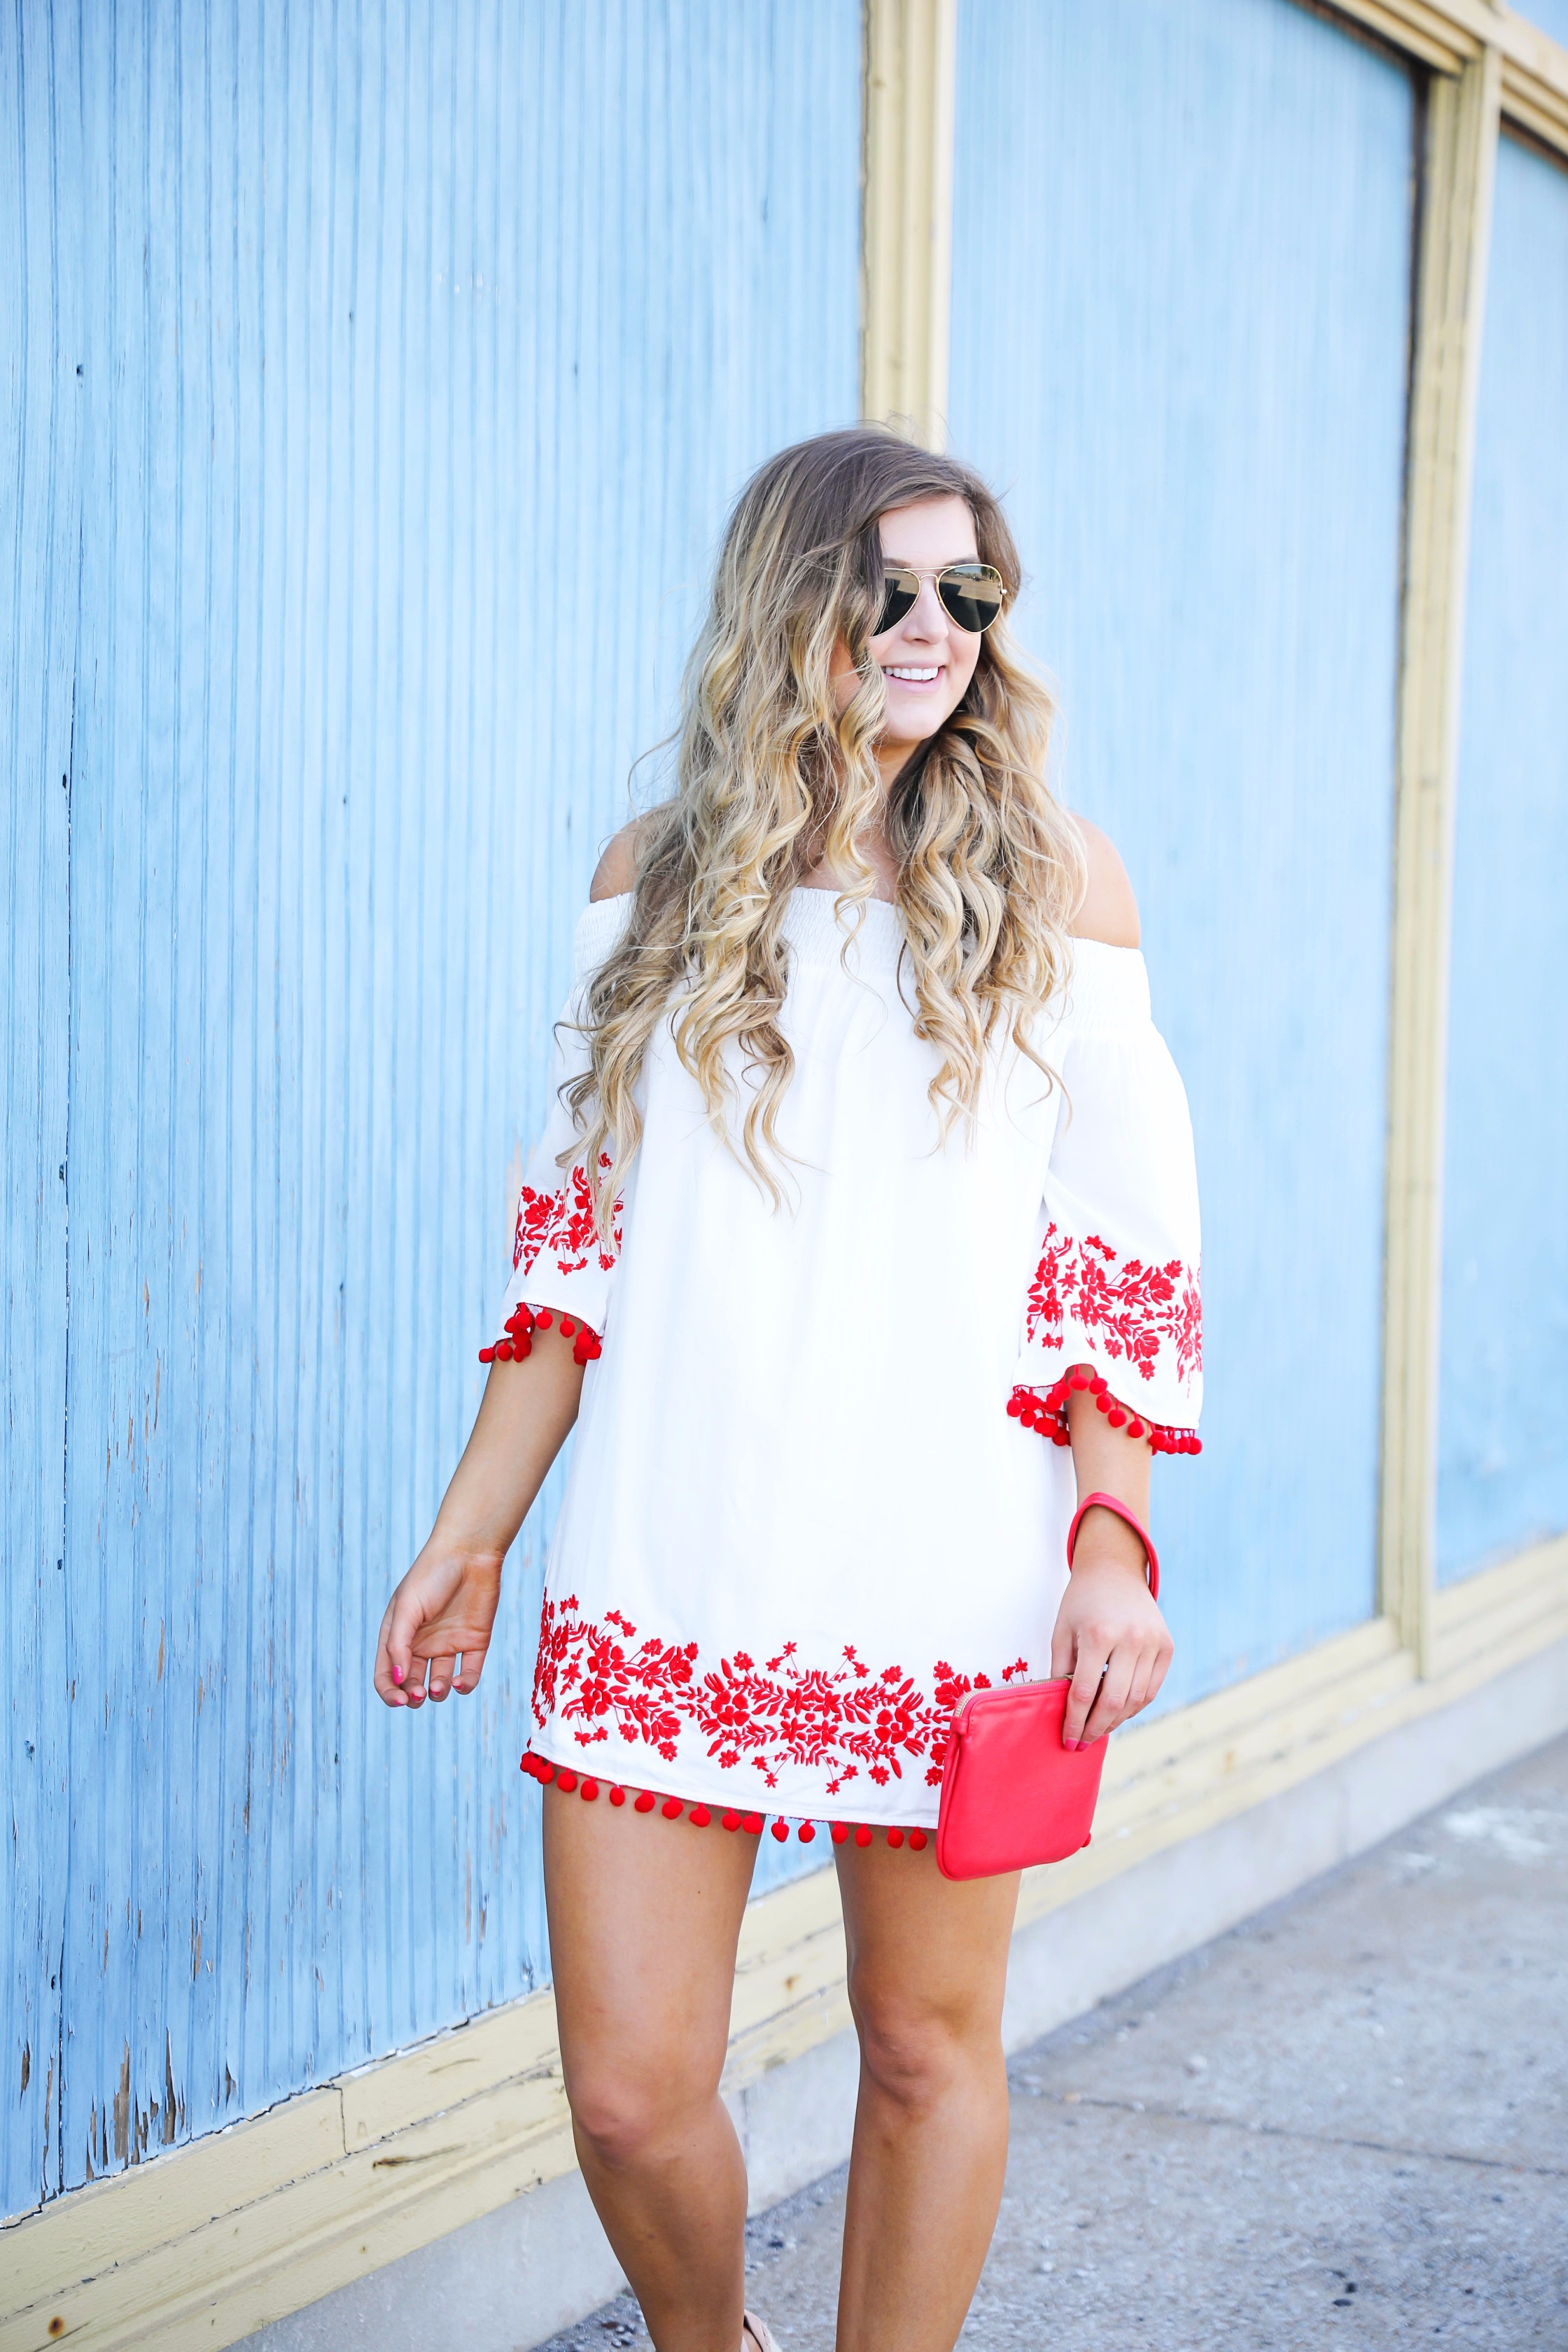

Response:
(1049, 1526), (1172, 1748)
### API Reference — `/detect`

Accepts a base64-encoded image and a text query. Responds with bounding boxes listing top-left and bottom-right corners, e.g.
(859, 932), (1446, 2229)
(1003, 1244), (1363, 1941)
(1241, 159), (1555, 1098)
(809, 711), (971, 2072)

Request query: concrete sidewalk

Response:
(542, 1735), (1568, 2351)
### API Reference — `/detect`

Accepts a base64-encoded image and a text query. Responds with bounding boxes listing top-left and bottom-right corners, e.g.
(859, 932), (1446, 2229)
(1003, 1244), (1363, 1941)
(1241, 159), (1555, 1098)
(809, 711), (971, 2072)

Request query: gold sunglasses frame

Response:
(875, 561), (1007, 637)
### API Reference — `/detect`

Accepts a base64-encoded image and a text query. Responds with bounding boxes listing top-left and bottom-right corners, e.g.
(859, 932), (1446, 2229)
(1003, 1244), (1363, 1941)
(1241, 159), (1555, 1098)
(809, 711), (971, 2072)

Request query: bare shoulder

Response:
(589, 822), (643, 902)
(1068, 815), (1140, 948)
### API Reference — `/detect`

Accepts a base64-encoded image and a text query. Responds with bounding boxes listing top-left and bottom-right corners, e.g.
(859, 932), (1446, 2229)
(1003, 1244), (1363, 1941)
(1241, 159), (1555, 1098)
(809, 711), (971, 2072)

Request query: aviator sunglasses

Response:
(876, 561), (1005, 638)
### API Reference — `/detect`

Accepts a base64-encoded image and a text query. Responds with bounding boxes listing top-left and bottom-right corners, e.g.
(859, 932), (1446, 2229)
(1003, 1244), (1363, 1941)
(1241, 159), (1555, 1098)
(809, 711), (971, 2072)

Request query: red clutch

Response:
(934, 1677), (1105, 1879)
(933, 1490), (1156, 1880)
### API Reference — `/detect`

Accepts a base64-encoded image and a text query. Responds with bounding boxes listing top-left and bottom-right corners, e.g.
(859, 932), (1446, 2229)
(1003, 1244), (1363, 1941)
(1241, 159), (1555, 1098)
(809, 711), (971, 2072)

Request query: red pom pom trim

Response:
(480, 1301), (603, 1368)
(519, 1751), (939, 1857)
(1007, 1370), (1200, 1457)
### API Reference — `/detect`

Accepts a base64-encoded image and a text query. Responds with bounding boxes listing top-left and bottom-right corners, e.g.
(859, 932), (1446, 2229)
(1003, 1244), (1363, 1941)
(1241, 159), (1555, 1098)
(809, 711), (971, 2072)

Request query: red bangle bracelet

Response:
(1066, 1491), (1160, 1603)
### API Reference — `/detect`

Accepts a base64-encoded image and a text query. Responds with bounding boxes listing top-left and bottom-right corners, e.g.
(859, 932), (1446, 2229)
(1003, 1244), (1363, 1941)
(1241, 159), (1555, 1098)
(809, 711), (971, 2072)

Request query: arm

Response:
(1049, 1385), (1172, 1746)
(1046, 821), (1175, 1742)
(382, 856), (640, 1712)
(372, 1340), (584, 1709)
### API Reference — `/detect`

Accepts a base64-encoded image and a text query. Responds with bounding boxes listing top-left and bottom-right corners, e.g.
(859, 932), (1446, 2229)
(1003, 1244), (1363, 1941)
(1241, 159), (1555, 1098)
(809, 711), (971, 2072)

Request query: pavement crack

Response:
(1052, 2093), (1567, 2179)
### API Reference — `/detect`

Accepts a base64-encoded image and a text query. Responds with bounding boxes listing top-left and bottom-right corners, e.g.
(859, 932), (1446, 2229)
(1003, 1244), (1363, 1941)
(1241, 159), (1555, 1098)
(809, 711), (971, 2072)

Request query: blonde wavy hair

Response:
(566, 426), (1086, 1217)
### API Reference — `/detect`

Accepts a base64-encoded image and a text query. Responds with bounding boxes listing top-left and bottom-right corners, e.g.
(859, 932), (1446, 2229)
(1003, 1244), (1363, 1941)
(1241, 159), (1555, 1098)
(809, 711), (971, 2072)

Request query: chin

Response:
(885, 703), (958, 748)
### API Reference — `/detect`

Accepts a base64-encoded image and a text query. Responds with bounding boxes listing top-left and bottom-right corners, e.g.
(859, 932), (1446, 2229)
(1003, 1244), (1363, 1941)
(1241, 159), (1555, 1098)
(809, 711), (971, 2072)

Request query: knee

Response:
(849, 1978), (1001, 2117)
(566, 2050), (713, 2174)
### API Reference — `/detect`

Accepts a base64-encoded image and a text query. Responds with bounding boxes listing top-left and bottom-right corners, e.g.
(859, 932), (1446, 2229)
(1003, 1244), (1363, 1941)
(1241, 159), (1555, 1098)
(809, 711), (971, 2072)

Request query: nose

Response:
(902, 579), (947, 640)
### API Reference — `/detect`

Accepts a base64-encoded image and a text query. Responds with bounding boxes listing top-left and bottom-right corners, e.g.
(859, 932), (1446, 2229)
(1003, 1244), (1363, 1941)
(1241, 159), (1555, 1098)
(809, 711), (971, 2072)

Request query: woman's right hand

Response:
(371, 1338), (587, 1710)
(374, 1542), (505, 1707)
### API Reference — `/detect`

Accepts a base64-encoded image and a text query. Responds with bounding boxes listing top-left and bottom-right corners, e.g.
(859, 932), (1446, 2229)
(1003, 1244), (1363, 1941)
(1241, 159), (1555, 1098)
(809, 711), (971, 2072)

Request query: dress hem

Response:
(522, 1747), (937, 1847)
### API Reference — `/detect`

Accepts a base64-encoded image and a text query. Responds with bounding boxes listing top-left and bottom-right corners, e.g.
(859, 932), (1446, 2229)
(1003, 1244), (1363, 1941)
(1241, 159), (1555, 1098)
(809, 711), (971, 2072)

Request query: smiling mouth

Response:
(884, 665), (943, 684)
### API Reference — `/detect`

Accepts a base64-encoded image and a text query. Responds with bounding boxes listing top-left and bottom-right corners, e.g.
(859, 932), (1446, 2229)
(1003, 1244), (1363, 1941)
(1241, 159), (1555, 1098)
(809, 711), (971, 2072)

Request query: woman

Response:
(374, 426), (1202, 2352)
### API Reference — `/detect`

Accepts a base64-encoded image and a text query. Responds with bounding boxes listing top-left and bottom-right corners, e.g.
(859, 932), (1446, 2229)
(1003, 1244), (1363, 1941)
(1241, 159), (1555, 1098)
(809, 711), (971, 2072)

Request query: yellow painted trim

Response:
(1495, 7), (1568, 152)
(1430, 1533), (1568, 1682)
(1501, 55), (1568, 148)
(8, 1541), (1565, 2352)
(860, 0), (957, 447)
(1379, 44), (1501, 1674)
(1324, 3), (1568, 157)
(1331, 0), (1478, 72)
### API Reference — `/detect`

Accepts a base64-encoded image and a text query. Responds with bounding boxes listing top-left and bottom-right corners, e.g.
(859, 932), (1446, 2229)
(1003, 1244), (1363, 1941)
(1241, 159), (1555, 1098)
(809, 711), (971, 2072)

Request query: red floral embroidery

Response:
(1026, 1223), (1201, 1387)
(514, 1154), (623, 1279)
(533, 1595), (1030, 1793)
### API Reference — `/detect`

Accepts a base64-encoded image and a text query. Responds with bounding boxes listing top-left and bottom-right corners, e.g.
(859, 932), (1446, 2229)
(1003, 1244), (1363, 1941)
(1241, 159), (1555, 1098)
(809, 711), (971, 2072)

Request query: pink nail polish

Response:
(392, 1665), (404, 1685)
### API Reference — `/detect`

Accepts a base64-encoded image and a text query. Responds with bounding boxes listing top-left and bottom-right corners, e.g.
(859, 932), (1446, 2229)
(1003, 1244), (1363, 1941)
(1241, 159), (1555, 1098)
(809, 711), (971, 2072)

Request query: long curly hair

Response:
(565, 426), (1085, 1217)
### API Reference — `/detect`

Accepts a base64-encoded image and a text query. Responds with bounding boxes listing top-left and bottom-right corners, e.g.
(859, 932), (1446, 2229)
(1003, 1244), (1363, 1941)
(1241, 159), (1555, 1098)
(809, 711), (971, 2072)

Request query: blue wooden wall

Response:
(7, 0), (1565, 2239)
(947, 0), (1415, 1709)
(0, 0), (861, 2217)
(1436, 133), (1568, 1584)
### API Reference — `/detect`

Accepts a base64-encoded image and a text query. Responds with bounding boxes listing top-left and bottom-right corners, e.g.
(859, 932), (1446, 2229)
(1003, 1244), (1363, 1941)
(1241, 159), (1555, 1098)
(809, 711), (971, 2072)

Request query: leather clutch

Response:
(933, 1491), (1156, 1879)
(934, 1676), (1106, 1880)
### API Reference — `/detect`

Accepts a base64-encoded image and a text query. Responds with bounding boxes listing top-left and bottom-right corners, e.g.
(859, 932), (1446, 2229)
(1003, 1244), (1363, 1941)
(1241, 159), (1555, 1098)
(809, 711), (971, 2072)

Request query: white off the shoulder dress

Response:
(492, 889), (1202, 1847)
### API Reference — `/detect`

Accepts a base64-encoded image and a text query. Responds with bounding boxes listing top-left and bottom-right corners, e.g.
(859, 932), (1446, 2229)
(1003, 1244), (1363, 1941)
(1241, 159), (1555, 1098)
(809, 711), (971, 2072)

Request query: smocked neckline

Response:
(780, 887), (904, 972)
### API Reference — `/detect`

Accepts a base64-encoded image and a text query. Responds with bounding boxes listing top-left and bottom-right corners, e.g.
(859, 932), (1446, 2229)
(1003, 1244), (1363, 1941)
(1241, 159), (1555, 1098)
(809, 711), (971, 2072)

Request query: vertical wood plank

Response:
(860, 0), (956, 446)
(1380, 46), (1502, 1671)
(0, 0), (80, 2216)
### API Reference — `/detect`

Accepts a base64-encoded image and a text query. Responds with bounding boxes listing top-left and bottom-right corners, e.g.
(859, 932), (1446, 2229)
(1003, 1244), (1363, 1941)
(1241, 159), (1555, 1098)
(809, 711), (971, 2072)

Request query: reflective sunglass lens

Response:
(937, 566), (1004, 632)
(876, 571), (920, 636)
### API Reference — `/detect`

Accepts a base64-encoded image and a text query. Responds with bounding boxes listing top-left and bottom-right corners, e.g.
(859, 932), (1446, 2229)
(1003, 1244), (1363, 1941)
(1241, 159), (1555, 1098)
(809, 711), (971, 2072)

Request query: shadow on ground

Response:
(538, 1736), (1568, 2350)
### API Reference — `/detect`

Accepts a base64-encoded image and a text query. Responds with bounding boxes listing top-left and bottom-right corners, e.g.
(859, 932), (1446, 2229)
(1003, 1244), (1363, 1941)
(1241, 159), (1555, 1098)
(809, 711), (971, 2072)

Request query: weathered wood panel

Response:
(1, 0), (82, 2220)
(947, 0), (1415, 1707)
(3, 0), (860, 2216)
(1437, 132), (1568, 1582)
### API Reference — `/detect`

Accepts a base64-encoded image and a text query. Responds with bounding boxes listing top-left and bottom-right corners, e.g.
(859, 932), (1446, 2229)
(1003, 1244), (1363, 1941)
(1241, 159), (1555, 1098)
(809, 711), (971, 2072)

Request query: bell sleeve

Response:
(479, 899), (631, 1371)
(1009, 942), (1203, 1457)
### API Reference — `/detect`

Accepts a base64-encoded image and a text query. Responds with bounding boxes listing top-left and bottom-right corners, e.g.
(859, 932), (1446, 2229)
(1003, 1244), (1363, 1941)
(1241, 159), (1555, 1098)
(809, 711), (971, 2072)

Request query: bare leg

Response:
(543, 1788), (759, 2352)
(833, 1840), (1020, 2352)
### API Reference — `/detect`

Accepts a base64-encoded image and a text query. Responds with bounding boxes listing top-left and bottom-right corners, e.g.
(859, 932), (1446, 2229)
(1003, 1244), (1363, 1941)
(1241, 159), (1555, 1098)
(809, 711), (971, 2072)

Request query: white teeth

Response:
(887, 666), (939, 681)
